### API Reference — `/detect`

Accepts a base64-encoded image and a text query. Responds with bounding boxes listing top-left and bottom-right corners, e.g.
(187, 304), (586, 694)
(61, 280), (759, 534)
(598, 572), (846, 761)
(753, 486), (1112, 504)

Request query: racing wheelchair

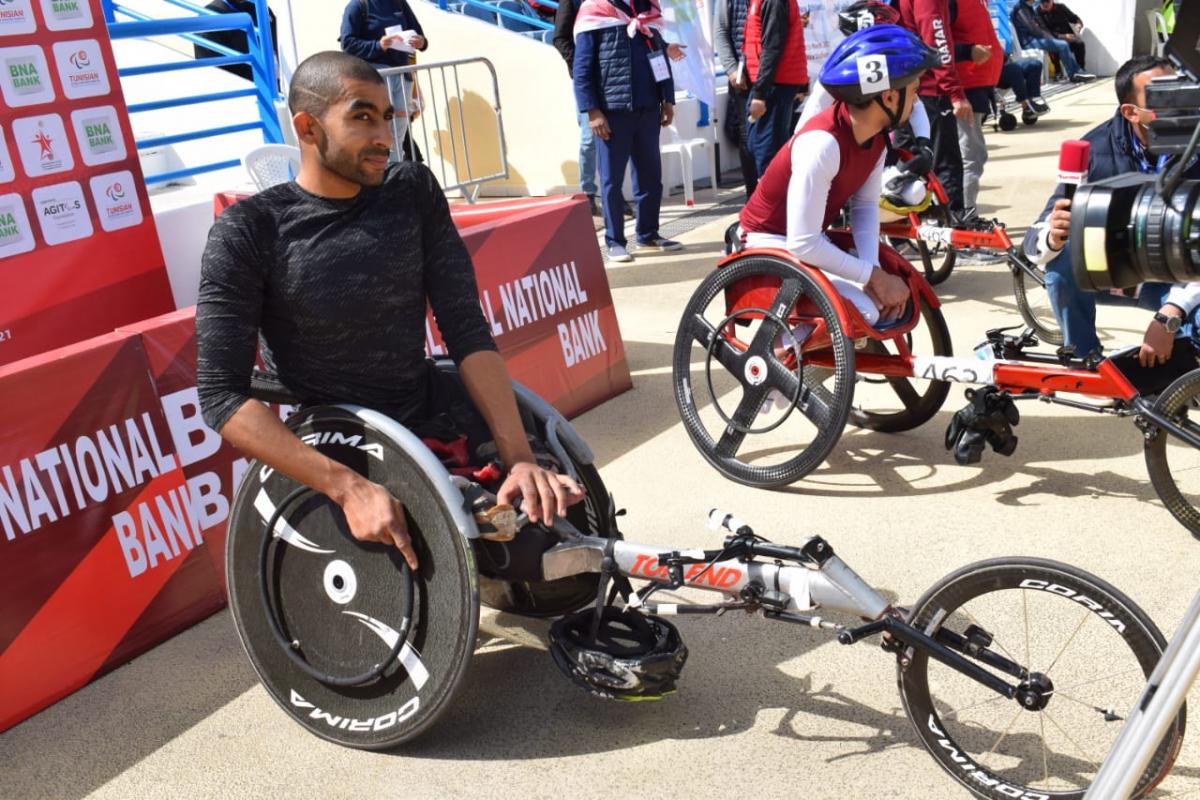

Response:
(672, 237), (1200, 538)
(225, 363), (1185, 799)
(870, 149), (1061, 344)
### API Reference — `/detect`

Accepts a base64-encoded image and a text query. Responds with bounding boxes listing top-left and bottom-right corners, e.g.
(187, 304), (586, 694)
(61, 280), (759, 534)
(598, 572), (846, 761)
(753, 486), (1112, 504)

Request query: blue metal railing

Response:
(100, 0), (282, 184)
(437, 0), (554, 32)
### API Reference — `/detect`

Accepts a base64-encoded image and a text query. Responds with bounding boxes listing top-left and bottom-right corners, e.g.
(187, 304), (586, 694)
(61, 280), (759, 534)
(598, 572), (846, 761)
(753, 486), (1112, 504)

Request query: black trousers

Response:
(896, 95), (966, 216)
(723, 82), (758, 199)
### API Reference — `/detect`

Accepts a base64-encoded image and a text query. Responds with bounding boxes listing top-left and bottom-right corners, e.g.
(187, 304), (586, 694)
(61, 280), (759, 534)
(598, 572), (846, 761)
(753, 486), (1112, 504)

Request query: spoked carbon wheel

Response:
(1145, 369), (1200, 538)
(672, 255), (855, 488)
(850, 297), (952, 433)
(917, 201), (957, 286)
(899, 558), (1184, 799)
(1012, 259), (1064, 346)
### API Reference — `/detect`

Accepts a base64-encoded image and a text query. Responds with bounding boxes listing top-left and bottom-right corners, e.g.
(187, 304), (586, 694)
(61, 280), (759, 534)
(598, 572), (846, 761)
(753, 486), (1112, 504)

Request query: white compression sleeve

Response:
(847, 150), (885, 270)
(785, 130), (876, 285)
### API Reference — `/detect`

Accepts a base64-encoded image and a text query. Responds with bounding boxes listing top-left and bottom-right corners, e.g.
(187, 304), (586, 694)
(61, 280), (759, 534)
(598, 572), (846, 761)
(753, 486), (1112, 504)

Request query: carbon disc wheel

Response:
(899, 558), (1183, 799)
(227, 406), (479, 750)
(672, 254), (855, 488)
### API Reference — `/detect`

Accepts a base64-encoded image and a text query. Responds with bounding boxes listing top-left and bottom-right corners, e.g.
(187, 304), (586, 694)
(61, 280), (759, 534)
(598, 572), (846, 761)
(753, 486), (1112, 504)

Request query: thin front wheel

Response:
(899, 558), (1184, 799)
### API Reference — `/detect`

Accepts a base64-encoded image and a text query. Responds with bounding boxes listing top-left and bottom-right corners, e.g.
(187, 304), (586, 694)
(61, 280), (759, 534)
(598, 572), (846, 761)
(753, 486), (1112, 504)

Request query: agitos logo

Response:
(69, 50), (89, 70)
(105, 181), (125, 201)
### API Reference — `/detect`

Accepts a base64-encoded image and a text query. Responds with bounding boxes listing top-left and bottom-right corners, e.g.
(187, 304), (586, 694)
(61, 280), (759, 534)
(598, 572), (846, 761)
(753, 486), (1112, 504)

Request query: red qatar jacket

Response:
(894, 0), (965, 102)
(952, 0), (1003, 89)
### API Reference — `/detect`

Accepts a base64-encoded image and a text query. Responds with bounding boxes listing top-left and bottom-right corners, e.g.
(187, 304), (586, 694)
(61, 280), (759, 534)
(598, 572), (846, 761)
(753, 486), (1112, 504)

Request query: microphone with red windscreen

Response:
(1058, 139), (1090, 200)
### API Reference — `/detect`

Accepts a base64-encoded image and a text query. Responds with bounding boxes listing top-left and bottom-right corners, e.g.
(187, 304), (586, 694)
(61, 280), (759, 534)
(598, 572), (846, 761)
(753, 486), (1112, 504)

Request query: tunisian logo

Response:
(31, 121), (53, 161)
(68, 49), (88, 69)
(105, 180), (125, 201)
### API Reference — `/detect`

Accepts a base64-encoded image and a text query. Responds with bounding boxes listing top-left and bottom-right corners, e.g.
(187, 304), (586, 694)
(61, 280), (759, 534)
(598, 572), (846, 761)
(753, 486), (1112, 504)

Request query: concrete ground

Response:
(3, 80), (1200, 800)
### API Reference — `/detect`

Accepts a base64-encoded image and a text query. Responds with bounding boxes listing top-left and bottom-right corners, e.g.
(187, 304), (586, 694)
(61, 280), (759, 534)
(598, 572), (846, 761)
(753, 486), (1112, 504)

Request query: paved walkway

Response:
(3, 80), (1199, 800)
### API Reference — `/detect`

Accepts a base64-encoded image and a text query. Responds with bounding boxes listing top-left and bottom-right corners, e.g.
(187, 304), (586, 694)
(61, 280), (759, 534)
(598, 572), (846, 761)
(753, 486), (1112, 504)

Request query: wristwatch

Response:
(1153, 310), (1183, 333)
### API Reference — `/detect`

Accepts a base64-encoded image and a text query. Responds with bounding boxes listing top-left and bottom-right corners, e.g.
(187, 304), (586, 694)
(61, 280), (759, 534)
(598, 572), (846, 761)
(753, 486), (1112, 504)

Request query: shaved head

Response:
(288, 51), (385, 119)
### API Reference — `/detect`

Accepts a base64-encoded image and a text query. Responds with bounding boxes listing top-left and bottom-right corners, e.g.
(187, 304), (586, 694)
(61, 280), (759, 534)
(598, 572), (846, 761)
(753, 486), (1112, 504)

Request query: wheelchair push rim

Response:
(226, 406), (480, 750)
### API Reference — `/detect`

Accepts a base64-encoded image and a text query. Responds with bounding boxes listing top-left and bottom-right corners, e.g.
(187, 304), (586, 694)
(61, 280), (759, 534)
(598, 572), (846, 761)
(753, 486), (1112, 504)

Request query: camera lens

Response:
(1070, 175), (1200, 291)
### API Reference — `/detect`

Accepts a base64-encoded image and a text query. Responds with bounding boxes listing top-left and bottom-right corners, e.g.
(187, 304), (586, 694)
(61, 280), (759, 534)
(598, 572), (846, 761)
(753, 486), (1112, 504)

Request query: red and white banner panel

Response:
(432, 195), (632, 417)
(0, 0), (174, 366)
(0, 331), (226, 732)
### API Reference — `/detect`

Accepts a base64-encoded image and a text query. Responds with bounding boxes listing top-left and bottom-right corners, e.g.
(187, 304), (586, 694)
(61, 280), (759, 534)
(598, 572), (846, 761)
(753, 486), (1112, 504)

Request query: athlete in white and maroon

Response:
(738, 24), (939, 325)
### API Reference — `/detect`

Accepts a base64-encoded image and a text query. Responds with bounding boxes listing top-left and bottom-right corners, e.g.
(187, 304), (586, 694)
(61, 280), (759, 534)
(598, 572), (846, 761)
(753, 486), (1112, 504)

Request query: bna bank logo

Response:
(68, 48), (87, 69)
(105, 180), (124, 201)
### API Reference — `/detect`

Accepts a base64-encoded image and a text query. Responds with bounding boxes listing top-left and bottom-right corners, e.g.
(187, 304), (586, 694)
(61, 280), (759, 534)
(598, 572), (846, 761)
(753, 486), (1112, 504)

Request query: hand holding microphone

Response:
(1048, 140), (1090, 251)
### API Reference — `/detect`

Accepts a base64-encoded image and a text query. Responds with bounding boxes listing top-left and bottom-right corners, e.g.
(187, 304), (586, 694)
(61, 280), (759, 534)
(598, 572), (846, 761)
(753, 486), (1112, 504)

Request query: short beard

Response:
(314, 125), (388, 187)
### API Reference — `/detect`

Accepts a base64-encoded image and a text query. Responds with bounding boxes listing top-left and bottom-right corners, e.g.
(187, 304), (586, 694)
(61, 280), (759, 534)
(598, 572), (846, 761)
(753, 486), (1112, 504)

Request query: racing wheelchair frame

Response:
(672, 244), (1200, 538)
(226, 365), (1184, 799)
(868, 148), (1061, 343)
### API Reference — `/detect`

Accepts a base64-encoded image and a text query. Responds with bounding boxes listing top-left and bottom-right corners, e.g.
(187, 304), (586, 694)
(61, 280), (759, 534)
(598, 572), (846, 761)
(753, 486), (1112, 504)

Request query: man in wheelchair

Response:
(196, 51), (584, 572)
(737, 24), (939, 327)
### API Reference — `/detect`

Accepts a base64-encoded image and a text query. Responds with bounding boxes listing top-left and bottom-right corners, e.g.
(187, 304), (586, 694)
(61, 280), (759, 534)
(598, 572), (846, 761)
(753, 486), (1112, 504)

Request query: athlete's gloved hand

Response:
(901, 137), (934, 177)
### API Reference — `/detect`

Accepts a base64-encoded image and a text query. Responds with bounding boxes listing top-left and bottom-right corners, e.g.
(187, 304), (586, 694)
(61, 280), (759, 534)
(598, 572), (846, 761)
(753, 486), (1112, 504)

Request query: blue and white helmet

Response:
(819, 24), (939, 105)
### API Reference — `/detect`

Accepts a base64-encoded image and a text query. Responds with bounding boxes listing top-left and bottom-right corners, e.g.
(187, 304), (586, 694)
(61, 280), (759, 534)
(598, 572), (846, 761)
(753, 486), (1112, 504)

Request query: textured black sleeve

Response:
(418, 167), (498, 363)
(196, 206), (267, 432)
(553, 0), (577, 75)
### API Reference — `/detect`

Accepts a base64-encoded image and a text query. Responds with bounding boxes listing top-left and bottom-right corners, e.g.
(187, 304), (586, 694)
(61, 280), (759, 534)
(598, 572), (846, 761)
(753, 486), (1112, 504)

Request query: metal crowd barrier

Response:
(380, 57), (509, 203)
(102, 0), (282, 185)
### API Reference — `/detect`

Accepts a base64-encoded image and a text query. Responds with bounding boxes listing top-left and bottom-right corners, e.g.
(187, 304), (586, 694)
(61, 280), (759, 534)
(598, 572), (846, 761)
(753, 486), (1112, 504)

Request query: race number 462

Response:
(856, 55), (890, 94)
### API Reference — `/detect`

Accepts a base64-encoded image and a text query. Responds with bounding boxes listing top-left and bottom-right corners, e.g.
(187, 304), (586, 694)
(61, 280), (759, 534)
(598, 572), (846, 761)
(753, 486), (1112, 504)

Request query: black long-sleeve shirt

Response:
(196, 163), (497, 432)
(553, 0), (581, 77)
(1036, 3), (1081, 36)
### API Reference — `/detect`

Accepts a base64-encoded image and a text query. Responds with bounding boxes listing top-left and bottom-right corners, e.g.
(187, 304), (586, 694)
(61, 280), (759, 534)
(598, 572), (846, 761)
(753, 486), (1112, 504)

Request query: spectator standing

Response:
(894, 0), (972, 220)
(1034, 0), (1086, 73)
(554, 0), (602, 216)
(1010, 0), (1094, 82)
(714, 0), (758, 198)
(573, 0), (682, 263)
(339, 0), (429, 161)
(742, 0), (809, 177)
(950, 0), (1001, 223)
(193, 0), (278, 83)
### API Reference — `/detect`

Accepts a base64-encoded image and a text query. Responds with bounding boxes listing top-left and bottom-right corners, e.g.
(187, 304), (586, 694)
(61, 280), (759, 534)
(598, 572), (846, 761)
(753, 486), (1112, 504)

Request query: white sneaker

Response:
(607, 243), (633, 263)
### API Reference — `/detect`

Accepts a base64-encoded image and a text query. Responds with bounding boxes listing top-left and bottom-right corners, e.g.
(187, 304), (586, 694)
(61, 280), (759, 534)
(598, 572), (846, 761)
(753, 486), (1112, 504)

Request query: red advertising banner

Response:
(116, 308), (251, 594)
(0, 0), (174, 366)
(430, 196), (633, 417)
(0, 330), (226, 732)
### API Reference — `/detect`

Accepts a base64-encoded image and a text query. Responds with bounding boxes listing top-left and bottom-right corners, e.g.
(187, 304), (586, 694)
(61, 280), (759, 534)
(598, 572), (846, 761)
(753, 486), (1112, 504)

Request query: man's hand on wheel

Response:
(1047, 198), (1072, 251)
(865, 268), (909, 321)
(338, 477), (419, 570)
(497, 461), (585, 526)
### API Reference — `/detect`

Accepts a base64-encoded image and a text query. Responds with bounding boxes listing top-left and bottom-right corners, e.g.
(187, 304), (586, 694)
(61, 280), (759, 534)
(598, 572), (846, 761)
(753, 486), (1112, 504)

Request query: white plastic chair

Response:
(659, 124), (711, 207)
(1148, 10), (1169, 56)
(244, 144), (301, 191)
